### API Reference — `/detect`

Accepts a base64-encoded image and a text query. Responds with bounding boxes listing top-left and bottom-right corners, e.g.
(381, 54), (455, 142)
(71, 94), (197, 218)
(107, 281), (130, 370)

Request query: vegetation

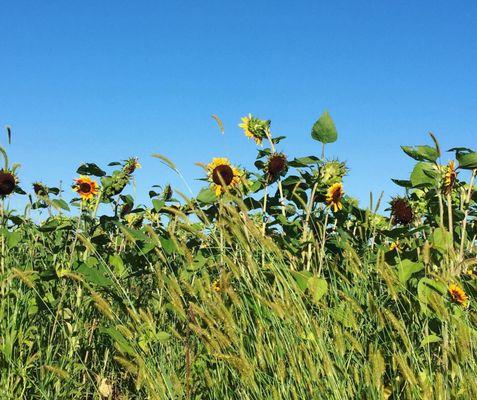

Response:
(1, 113), (477, 399)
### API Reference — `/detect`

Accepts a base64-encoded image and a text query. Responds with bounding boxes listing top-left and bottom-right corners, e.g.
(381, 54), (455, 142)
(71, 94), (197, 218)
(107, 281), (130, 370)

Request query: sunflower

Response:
(266, 153), (288, 182)
(239, 114), (269, 145)
(73, 176), (99, 200)
(326, 182), (344, 212)
(0, 169), (17, 197)
(443, 160), (457, 195)
(207, 158), (241, 196)
(389, 242), (400, 252)
(390, 197), (413, 225)
(123, 157), (141, 175)
(33, 182), (48, 196)
(449, 283), (469, 307)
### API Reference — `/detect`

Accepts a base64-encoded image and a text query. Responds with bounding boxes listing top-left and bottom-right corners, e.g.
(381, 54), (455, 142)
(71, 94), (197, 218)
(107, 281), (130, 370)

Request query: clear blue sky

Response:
(1, 1), (476, 210)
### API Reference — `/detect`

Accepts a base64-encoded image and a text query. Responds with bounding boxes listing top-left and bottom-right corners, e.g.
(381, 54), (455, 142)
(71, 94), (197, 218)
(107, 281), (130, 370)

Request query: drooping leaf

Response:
(397, 259), (423, 285)
(76, 163), (106, 177)
(308, 276), (328, 303)
(410, 162), (437, 187)
(456, 152), (477, 170)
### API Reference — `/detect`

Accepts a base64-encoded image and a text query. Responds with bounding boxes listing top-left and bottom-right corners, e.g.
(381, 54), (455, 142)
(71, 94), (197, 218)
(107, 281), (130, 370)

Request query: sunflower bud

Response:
(33, 182), (49, 197)
(318, 161), (347, 185)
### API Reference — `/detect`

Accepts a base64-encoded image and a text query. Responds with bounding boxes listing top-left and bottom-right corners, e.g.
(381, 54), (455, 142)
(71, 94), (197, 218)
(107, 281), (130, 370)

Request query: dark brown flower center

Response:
(268, 155), (287, 178)
(332, 187), (342, 202)
(0, 172), (16, 196)
(80, 182), (92, 193)
(212, 165), (234, 186)
(391, 199), (413, 225)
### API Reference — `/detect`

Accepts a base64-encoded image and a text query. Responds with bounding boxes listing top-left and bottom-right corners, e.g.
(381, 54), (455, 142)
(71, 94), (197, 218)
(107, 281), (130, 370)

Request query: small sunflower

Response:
(123, 157), (141, 175)
(73, 176), (99, 200)
(33, 182), (48, 196)
(389, 242), (400, 252)
(326, 182), (344, 212)
(390, 197), (413, 225)
(239, 114), (269, 145)
(207, 158), (241, 196)
(266, 153), (288, 182)
(0, 169), (17, 197)
(443, 160), (457, 195)
(449, 283), (469, 308)
(212, 279), (221, 293)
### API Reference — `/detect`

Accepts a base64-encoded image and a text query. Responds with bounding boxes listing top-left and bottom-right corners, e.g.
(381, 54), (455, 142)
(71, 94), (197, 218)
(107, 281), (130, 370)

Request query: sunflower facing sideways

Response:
(207, 158), (241, 196)
(239, 114), (270, 145)
(448, 283), (469, 308)
(0, 169), (17, 198)
(73, 176), (99, 200)
(443, 160), (457, 195)
(326, 182), (344, 212)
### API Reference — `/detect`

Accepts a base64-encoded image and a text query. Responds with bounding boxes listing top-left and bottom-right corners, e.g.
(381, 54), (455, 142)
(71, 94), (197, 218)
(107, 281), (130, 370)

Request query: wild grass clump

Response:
(1, 113), (477, 399)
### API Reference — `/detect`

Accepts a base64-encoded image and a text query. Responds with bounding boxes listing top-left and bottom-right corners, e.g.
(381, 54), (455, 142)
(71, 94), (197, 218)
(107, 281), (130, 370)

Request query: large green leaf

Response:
(311, 111), (337, 144)
(401, 145), (439, 162)
(308, 276), (328, 304)
(397, 259), (423, 285)
(410, 162), (437, 187)
(197, 187), (216, 204)
(432, 227), (452, 254)
(457, 152), (477, 170)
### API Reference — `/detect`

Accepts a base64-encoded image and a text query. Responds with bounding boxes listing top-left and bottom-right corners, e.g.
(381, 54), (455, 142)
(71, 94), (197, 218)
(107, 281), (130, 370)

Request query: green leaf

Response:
(76, 163), (106, 177)
(157, 332), (171, 342)
(410, 162), (437, 187)
(457, 152), (477, 170)
(311, 111), (337, 144)
(291, 270), (312, 292)
(99, 326), (136, 356)
(391, 179), (412, 188)
(7, 231), (22, 248)
(432, 227), (452, 254)
(51, 199), (70, 211)
(307, 276), (328, 303)
(420, 334), (441, 347)
(417, 277), (446, 314)
(197, 187), (216, 204)
(109, 254), (125, 277)
(77, 263), (113, 287)
(401, 145), (439, 162)
(397, 259), (423, 285)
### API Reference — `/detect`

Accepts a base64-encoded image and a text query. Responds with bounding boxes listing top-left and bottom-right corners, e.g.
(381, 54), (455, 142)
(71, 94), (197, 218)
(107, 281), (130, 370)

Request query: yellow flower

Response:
(212, 280), (221, 293)
(443, 160), (457, 195)
(389, 242), (400, 251)
(326, 182), (344, 212)
(207, 158), (241, 196)
(73, 176), (99, 200)
(449, 283), (469, 308)
(239, 114), (267, 145)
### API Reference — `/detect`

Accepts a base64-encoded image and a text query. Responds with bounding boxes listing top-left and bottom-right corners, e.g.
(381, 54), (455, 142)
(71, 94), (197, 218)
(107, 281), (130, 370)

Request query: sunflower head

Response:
(390, 197), (413, 225)
(326, 182), (344, 212)
(318, 160), (348, 185)
(449, 283), (469, 308)
(266, 153), (288, 182)
(123, 157), (141, 175)
(73, 176), (99, 200)
(0, 169), (17, 197)
(239, 114), (270, 145)
(443, 160), (457, 195)
(207, 158), (241, 196)
(33, 182), (49, 197)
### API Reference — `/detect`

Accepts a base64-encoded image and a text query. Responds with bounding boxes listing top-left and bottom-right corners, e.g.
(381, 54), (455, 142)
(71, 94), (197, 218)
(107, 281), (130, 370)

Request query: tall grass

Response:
(1, 113), (476, 399)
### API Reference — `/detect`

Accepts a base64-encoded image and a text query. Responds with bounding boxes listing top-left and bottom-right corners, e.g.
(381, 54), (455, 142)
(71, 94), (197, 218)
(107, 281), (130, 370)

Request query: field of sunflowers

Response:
(1, 112), (477, 399)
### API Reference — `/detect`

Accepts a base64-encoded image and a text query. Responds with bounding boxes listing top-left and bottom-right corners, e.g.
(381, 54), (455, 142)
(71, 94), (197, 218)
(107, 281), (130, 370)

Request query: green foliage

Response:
(1, 112), (477, 399)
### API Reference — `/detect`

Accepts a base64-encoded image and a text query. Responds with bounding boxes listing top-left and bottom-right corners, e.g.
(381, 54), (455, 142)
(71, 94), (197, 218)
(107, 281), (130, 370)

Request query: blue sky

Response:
(1, 1), (476, 210)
